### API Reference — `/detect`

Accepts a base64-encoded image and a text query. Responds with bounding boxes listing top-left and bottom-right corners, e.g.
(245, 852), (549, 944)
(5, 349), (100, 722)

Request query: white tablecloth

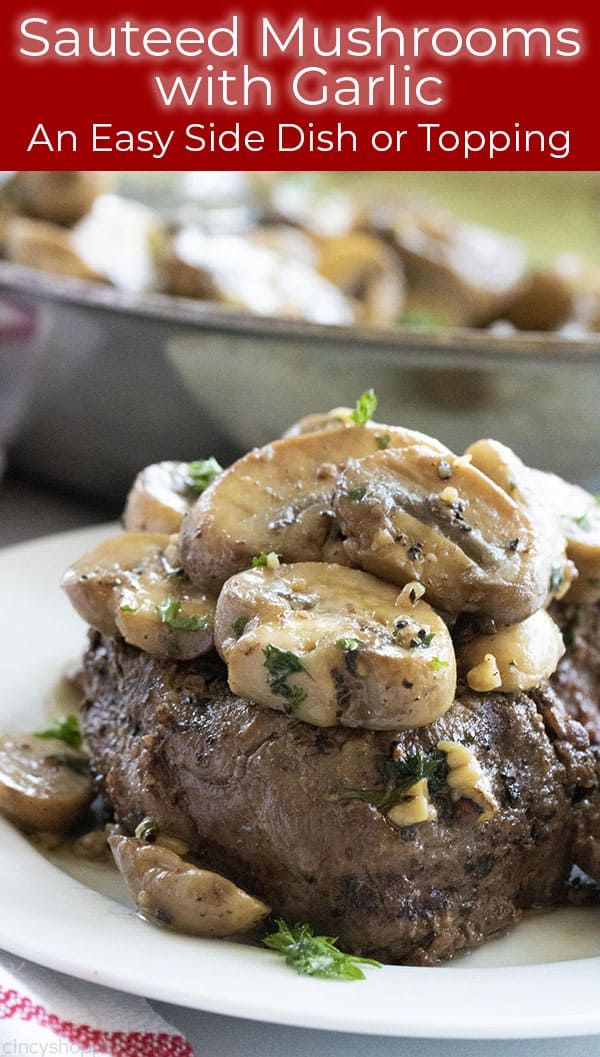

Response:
(156, 1004), (600, 1057)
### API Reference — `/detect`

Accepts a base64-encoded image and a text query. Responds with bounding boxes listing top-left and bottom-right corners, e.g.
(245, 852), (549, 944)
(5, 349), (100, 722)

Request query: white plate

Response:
(1, 525), (599, 1039)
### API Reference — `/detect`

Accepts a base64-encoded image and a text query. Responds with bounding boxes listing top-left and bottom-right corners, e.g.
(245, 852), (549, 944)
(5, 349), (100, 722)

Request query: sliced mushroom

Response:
(3, 171), (113, 226)
(266, 180), (358, 240)
(369, 205), (526, 327)
(0, 734), (93, 832)
(4, 216), (107, 282)
(180, 425), (449, 593)
(124, 462), (194, 534)
(123, 459), (222, 535)
(465, 438), (573, 602)
(281, 407), (439, 446)
(246, 223), (319, 265)
(282, 408), (355, 439)
(158, 228), (354, 325)
(69, 194), (165, 293)
(215, 562), (456, 729)
(62, 533), (215, 659)
(333, 446), (548, 622)
(527, 469), (600, 604)
(501, 260), (600, 332)
(457, 609), (565, 692)
(317, 232), (405, 325)
(109, 834), (270, 936)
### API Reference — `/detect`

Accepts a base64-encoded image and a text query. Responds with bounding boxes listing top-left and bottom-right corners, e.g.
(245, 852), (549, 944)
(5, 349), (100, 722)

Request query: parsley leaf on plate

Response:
(34, 714), (82, 750)
(263, 919), (381, 980)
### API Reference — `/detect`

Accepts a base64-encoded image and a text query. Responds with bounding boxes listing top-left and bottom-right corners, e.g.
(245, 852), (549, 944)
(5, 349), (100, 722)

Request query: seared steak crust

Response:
(551, 603), (600, 743)
(82, 621), (600, 965)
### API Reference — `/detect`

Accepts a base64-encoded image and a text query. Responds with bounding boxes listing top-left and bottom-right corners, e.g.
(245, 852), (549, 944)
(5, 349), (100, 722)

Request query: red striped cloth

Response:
(0, 953), (194, 1056)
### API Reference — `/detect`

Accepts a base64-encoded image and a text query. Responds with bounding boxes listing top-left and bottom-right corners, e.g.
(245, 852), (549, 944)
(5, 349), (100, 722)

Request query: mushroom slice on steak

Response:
(465, 438), (574, 602)
(527, 469), (600, 605)
(467, 437), (600, 604)
(123, 459), (222, 535)
(62, 533), (215, 659)
(282, 407), (446, 444)
(282, 408), (356, 439)
(457, 609), (565, 693)
(215, 562), (456, 729)
(0, 734), (92, 833)
(180, 425), (448, 594)
(109, 835), (270, 937)
(333, 446), (549, 623)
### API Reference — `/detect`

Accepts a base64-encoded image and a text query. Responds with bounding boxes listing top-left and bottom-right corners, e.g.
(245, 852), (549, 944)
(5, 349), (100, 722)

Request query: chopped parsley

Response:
(252, 551), (279, 568)
(156, 596), (211, 631)
(572, 510), (592, 531)
(160, 554), (190, 581)
(54, 752), (89, 775)
(263, 644), (307, 710)
(549, 565), (565, 594)
(335, 637), (363, 652)
(186, 457), (223, 494)
(375, 433), (391, 450)
(429, 657), (449, 671)
(345, 485), (367, 502)
(232, 616), (249, 637)
(562, 619), (579, 652)
(337, 749), (449, 812)
(398, 310), (439, 329)
(35, 714), (82, 750)
(350, 389), (377, 426)
(263, 919), (381, 980)
(119, 602), (138, 613)
(409, 629), (435, 649)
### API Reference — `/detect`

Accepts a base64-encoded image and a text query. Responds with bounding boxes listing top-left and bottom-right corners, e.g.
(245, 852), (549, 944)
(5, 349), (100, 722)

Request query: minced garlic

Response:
(396, 581), (426, 606)
(330, 406), (354, 423)
(437, 740), (498, 821)
(371, 528), (394, 551)
(386, 778), (437, 827)
(453, 453), (473, 468)
(440, 486), (459, 505)
(467, 653), (501, 693)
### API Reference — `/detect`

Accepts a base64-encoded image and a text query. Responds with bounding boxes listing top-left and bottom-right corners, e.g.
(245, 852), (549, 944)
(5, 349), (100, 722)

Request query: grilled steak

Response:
(551, 603), (600, 743)
(81, 610), (600, 965)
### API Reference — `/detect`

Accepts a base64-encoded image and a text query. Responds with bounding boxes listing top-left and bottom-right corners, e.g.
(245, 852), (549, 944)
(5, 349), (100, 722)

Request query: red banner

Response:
(2, 0), (598, 169)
